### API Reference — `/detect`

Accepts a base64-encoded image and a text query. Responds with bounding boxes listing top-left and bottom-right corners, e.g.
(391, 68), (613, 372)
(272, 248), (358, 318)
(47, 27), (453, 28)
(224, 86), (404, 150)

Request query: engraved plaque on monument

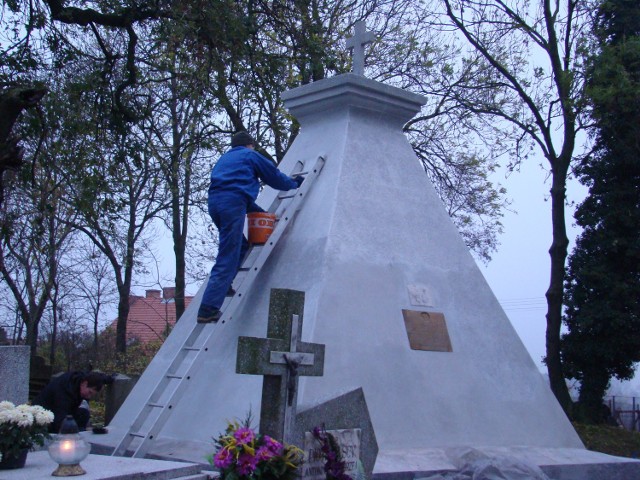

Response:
(402, 309), (453, 352)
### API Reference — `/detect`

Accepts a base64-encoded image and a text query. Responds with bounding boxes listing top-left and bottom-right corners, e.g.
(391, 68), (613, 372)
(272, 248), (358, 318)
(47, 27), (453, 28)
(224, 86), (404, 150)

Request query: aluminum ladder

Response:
(111, 155), (325, 458)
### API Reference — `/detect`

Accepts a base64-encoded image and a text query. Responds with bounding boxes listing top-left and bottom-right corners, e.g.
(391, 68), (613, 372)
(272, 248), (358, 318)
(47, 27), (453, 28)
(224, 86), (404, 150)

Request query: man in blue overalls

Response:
(197, 131), (303, 323)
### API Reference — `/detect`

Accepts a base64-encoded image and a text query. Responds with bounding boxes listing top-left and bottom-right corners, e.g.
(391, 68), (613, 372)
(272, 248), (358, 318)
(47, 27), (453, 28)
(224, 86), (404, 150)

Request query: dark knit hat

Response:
(231, 131), (255, 147)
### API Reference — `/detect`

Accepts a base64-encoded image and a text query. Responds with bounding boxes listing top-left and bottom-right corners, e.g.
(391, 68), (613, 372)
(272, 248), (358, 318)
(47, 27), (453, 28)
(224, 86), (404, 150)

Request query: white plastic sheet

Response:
(418, 448), (551, 480)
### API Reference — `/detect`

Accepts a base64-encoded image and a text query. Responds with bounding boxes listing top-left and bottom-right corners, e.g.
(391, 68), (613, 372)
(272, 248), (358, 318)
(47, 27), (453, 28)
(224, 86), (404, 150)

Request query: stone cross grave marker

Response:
(236, 288), (325, 444)
(346, 21), (376, 76)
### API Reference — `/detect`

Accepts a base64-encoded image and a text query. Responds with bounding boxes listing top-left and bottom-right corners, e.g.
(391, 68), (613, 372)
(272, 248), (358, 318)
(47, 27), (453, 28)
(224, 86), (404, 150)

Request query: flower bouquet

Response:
(311, 425), (353, 480)
(0, 401), (54, 466)
(209, 419), (303, 480)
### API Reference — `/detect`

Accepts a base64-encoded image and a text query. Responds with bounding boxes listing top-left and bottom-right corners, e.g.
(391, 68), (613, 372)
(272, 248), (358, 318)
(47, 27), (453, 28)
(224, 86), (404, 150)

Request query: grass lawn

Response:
(574, 422), (640, 459)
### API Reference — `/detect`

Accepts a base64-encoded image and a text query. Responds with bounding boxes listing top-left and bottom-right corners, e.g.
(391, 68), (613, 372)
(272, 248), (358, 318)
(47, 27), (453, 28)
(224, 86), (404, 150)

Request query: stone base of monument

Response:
(91, 429), (640, 480)
(0, 450), (213, 480)
(373, 446), (640, 480)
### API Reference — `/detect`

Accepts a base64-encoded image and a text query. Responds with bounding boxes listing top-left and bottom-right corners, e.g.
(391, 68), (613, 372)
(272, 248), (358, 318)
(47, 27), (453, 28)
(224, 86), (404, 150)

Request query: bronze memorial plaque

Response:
(402, 309), (452, 352)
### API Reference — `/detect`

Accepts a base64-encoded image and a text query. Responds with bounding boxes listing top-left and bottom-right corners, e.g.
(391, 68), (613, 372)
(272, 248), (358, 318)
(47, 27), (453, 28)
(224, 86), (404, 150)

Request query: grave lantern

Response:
(48, 415), (91, 476)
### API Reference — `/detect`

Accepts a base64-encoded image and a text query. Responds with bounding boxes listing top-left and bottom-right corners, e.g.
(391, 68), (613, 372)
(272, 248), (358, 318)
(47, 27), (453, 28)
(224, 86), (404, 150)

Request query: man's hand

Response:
(293, 175), (304, 187)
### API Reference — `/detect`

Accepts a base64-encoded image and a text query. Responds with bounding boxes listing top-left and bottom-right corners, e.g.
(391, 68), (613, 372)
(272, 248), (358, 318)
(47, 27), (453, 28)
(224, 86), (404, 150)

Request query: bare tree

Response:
(140, 29), (219, 319)
(0, 160), (74, 355)
(67, 244), (118, 350)
(60, 131), (166, 353)
(439, 0), (591, 413)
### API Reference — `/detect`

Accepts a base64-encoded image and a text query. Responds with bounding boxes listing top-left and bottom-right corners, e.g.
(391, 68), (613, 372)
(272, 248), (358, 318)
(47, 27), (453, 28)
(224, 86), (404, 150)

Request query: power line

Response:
(498, 297), (547, 312)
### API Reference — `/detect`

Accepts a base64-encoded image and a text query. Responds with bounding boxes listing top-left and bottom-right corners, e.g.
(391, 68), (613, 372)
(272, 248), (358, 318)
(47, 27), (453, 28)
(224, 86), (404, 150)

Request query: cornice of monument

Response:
(281, 73), (426, 125)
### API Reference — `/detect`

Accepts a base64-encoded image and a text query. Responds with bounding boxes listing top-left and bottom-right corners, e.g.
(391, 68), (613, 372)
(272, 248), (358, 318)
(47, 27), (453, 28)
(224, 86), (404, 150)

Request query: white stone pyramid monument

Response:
(97, 28), (640, 477)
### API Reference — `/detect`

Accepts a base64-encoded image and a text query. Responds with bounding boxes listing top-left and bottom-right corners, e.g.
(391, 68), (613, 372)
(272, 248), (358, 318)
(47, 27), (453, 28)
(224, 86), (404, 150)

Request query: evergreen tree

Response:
(561, 0), (640, 423)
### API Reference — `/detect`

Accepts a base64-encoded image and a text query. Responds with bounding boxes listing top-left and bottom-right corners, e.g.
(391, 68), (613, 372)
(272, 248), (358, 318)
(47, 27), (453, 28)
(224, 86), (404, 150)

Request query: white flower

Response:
(0, 401), (52, 454)
(29, 405), (54, 425)
(16, 404), (32, 414)
(14, 409), (34, 428)
(0, 402), (53, 428)
(0, 409), (13, 425)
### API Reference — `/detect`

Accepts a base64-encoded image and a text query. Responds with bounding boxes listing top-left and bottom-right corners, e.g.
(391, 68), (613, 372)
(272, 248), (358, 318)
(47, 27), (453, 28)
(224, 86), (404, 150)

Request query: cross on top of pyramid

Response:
(346, 21), (376, 76)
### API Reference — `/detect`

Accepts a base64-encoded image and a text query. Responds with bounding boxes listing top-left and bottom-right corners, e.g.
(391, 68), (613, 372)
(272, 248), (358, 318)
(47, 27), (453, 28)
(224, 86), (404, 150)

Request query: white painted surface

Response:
(103, 73), (583, 463)
(0, 451), (205, 480)
(373, 446), (640, 474)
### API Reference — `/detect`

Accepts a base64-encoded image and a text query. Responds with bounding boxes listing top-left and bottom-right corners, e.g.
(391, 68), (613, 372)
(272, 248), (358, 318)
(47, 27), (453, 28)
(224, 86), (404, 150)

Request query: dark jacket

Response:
(209, 146), (298, 204)
(32, 371), (89, 433)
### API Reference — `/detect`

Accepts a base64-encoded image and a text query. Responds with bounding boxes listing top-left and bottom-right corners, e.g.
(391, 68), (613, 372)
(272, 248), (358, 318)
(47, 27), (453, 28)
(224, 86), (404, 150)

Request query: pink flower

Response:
(256, 445), (275, 461)
(237, 452), (258, 475)
(234, 427), (255, 445)
(263, 435), (283, 455)
(213, 447), (233, 469)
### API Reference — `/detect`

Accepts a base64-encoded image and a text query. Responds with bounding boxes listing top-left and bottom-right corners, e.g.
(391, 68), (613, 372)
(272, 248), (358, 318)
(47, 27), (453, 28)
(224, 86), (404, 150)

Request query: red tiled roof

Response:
(108, 288), (195, 344)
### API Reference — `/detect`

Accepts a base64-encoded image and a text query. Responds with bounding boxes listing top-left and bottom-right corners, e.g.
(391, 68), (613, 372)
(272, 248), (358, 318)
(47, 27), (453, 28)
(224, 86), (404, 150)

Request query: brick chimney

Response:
(146, 289), (161, 299)
(163, 287), (176, 300)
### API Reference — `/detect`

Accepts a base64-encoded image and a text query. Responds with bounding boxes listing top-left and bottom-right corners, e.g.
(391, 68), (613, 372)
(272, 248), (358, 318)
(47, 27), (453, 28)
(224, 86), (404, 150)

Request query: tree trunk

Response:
(578, 369), (611, 424)
(49, 301), (58, 367)
(115, 239), (135, 353)
(115, 292), (131, 353)
(545, 158), (573, 415)
(93, 307), (99, 350)
(173, 221), (187, 320)
(26, 317), (39, 357)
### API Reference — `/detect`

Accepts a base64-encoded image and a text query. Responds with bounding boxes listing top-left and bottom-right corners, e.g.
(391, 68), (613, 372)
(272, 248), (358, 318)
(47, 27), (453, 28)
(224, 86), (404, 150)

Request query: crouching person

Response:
(33, 371), (113, 433)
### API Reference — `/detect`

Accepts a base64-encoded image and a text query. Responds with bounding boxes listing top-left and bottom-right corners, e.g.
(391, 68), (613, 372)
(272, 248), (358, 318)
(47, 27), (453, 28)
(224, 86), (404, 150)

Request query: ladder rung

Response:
(183, 346), (199, 351)
(166, 374), (182, 379)
(148, 402), (164, 408)
(278, 193), (296, 199)
(129, 432), (145, 438)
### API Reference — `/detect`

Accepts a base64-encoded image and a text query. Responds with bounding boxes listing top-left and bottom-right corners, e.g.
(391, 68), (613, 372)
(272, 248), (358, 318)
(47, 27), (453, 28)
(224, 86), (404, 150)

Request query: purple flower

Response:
(234, 427), (255, 445)
(263, 435), (283, 455)
(213, 447), (233, 469)
(255, 445), (275, 461)
(237, 452), (258, 475)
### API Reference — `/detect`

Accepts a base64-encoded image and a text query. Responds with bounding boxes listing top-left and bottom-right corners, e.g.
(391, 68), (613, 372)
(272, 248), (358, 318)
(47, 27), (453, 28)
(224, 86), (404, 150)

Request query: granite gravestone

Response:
(0, 345), (30, 404)
(236, 288), (325, 444)
(295, 387), (378, 480)
(104, 374), (138, 425)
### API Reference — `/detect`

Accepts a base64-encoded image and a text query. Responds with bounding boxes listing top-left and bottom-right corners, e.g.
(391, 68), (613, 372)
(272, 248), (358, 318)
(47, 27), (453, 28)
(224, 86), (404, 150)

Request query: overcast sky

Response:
(480, 157), (586, 370)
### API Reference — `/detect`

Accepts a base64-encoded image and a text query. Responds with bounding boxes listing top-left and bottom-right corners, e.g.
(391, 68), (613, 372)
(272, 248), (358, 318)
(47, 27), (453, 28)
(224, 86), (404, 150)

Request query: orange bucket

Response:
(247, 212), (276, 244)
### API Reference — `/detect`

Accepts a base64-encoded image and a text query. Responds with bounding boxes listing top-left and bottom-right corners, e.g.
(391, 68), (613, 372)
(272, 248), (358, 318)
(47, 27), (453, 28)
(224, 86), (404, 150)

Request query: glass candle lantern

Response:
(48, 415), (91, 476)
